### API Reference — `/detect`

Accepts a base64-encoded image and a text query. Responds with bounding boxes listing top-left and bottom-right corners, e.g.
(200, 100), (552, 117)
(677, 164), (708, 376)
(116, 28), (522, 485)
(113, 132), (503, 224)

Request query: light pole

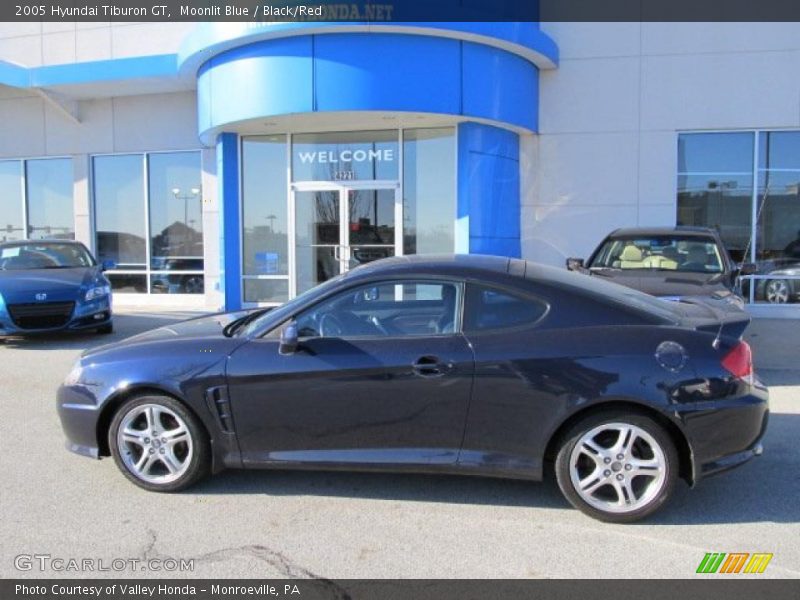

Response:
(171, 187), (201, 254)
(171, 187), (201, 229)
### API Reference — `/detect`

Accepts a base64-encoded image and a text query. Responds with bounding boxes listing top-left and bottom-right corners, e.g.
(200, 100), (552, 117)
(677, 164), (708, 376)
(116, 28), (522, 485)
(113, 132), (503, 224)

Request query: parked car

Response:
(57, 254), (768, 523)
(0, 240), (113, 336)
(567, 227), (756, 309)
(150, 258), (204, 295)
(756, 263), (800, 303)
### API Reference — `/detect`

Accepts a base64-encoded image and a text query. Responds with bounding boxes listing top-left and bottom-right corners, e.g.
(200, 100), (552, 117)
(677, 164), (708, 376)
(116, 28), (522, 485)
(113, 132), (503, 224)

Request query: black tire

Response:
(96, 323), (113, 334)
(554, 410), (679, 523)
(108, 394), (211, 492)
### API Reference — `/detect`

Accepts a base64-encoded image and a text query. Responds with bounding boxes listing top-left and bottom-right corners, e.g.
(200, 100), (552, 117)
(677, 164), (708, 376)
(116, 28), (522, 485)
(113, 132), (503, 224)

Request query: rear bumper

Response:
(681, 385), (769, 483)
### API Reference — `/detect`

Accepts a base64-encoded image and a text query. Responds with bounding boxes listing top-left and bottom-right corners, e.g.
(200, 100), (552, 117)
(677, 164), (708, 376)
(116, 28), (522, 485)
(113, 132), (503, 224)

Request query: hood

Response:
(0, 267), (100, 303)
(85, 308), (264, 357)
(128, 309), (254, 342)
(588, 269), (730, 297)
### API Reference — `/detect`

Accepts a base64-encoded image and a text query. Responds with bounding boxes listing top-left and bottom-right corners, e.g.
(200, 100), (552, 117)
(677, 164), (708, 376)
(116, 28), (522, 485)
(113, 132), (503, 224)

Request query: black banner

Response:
(8, 1), (800, 23)
(3, 580), (800, 600)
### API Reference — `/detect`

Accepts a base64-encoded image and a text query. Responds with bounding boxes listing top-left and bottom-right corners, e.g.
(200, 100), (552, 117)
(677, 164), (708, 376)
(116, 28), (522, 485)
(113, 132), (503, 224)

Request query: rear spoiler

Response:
(673, 296), (751, 342)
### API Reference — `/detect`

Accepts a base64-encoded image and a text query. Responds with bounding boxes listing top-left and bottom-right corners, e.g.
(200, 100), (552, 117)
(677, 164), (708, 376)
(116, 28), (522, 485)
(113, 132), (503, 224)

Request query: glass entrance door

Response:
(293, 183), (400, 295)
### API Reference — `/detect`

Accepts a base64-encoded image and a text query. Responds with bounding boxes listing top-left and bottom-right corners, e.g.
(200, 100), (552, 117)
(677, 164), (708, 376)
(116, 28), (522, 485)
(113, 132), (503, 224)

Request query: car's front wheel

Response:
(109, 394), (210, 492)
(555, 411), (678, 523)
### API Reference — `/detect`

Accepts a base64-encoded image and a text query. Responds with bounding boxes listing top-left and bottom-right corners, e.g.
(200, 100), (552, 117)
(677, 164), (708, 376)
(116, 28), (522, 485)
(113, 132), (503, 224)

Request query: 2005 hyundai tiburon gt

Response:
(57, 255), (768, 522)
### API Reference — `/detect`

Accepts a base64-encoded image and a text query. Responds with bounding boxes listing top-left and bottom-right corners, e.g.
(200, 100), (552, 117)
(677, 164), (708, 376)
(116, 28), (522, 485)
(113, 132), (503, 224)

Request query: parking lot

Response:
(1, 310), (798, 579)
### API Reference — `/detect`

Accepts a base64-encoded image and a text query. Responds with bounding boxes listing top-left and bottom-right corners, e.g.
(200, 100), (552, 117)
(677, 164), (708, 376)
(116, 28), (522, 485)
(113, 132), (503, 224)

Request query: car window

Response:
(294, 280), (461, 339)
(588, 236), (724, 273)
(0, 243), (94, 270)
(463, 285), (547, 332)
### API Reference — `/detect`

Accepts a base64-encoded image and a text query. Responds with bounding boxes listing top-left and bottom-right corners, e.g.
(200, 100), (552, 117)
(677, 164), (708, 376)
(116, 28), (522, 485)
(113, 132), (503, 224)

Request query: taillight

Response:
(722, 340), (754, 383)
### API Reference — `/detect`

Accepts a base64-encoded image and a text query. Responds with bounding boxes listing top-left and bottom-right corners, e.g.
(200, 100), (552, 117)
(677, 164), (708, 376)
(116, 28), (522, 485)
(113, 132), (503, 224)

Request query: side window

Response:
(294, 280), (461, 339)
(464, 285), (547, 332)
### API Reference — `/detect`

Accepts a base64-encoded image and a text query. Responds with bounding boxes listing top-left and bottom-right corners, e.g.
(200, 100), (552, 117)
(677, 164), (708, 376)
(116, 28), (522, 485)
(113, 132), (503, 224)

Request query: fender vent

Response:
(205, 386), (235, 433)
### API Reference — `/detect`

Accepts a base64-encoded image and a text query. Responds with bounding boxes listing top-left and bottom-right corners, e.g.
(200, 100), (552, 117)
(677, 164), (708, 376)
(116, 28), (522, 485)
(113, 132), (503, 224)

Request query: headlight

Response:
(63, 361), (84, 386)
(84, 285), (111, 302)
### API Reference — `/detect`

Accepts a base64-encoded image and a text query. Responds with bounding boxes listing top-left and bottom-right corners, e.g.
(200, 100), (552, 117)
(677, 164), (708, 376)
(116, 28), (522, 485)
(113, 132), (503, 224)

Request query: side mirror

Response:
(279, 321), (299, 355)
(738, 263), (757, 276)
(566, 257), (585, 271)
(101, 260), (116, 272)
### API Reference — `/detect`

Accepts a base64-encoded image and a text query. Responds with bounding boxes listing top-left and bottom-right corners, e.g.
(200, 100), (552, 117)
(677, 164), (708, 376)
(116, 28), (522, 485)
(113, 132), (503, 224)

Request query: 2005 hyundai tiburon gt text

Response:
(57, 255), (768, 523)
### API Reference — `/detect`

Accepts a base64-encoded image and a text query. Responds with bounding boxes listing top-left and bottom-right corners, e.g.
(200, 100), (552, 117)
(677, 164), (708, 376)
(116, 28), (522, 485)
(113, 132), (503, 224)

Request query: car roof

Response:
(346, 253), (516, 279)
(606, 226), (719, 239)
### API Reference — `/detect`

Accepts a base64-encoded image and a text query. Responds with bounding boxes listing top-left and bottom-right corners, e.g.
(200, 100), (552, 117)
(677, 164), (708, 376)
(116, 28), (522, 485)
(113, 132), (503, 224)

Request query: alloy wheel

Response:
(569, 422), (667, 514)
(116, 403), (193, 484)
(765, 279), (790, 304)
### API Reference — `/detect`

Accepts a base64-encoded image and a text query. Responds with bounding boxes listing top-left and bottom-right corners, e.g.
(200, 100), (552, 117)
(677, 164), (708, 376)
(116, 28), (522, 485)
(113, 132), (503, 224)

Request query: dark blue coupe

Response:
(0, 240), (113, 336)
(57, 255), (768, 523)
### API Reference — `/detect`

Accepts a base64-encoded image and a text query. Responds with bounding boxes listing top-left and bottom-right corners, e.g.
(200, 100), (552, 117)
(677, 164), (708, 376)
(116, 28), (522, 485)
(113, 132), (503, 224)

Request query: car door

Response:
(226, 279), (475, 467)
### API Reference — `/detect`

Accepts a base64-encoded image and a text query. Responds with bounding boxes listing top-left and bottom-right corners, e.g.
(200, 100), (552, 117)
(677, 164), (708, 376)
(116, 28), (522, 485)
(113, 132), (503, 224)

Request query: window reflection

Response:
(148, 152), (203, 293)
(677, 131), (800, 306)
(94, 155), (146, 270)
(677, 133), (753, 262)
(0, 161), (24, 242)
(403, 128), (455, 254)
(752, 132), (800, 304)
(26, 158), (74, 240)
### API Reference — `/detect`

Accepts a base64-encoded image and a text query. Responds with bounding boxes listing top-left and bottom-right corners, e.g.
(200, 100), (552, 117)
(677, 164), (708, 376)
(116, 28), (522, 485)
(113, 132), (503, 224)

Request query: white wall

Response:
(525, 22), (800, 266)
(0, 22), (194, 66)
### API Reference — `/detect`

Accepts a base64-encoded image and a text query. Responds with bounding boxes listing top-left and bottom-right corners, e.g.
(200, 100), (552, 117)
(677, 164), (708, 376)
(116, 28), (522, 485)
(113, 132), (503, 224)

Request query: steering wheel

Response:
(369, 315), (390, 336)
(319, 313), (345, 337)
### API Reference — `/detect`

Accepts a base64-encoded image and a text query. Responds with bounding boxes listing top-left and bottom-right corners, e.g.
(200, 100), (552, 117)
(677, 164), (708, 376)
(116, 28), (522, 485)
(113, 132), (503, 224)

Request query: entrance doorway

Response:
(291, 182), (401, 295)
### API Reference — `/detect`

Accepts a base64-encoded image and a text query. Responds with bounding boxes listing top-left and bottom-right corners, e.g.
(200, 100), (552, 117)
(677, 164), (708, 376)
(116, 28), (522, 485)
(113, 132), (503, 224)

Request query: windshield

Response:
(237, 271), (350, 337)
(588, 236), (724, 273)
(0, 243), (95, 270)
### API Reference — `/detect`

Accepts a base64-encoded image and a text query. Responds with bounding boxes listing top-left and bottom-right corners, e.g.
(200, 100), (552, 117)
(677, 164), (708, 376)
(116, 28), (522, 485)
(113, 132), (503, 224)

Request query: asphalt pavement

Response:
(1, 310), (797, 579)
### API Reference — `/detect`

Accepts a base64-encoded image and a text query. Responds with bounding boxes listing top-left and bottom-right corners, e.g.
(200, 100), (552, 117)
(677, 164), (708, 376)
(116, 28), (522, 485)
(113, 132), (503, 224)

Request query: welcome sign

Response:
(296, 149), (395, 165)
(292, 133), (399, 182)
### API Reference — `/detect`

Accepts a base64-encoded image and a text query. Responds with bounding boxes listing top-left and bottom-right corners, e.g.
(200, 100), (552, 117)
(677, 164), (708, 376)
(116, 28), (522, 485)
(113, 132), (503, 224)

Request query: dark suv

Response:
(567, 226), (756, 307)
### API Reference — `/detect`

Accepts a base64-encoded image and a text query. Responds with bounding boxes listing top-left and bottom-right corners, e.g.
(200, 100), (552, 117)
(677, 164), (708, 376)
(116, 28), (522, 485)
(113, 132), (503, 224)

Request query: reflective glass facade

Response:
(678, 131), (800, 306)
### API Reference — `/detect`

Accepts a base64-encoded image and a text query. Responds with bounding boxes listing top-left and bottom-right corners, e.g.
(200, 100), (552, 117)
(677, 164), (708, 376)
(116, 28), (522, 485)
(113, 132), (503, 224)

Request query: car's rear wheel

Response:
(109, 394), (210, 492)
(555, 411), (678, 523)
(765, 279), (791, 304)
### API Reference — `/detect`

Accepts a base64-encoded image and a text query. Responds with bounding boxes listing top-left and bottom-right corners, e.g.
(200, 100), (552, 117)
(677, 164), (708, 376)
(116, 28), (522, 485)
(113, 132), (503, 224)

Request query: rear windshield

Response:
(589, 235), (724, 273)
(0, 243), (95, 270)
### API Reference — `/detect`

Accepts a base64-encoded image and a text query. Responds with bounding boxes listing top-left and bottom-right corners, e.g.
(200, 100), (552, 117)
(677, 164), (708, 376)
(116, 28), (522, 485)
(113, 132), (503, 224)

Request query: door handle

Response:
(412, 355), (449, 378)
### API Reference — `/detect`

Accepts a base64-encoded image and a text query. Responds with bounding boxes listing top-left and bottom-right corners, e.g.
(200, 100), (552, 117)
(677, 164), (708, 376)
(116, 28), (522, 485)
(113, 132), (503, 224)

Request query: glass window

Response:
(752, 131), (800, 305)
(464, 285), (547, 332)
(148, 152), (203, 294)
(244, 279), (289, 304)
(25, 158), (73, 240)
(403, 128), (455, 254)
(93, 155), (146, 271)
(588, 235), (724, 273)
(0, 241), (93, 270)
(295, 281), (461, 338)
(292, 130), (398, 182)
(0, 161), (24, 243)
(677, 133), (754, 262)
(242, 136), (288, 276)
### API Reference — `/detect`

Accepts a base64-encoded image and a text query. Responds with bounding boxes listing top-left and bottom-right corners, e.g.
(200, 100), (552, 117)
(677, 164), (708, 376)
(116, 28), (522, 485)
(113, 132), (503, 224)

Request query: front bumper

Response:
(0, 297), (111, 335)
(57, 383), (103, 460)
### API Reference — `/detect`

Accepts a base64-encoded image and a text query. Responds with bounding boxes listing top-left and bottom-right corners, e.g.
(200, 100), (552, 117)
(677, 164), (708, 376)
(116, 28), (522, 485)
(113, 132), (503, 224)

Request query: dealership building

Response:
(0, 21), (798, 315)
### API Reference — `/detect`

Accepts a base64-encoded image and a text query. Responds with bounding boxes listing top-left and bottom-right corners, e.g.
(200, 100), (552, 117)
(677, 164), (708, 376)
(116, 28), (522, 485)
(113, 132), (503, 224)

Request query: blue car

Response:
(0, 240), (113, 336)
